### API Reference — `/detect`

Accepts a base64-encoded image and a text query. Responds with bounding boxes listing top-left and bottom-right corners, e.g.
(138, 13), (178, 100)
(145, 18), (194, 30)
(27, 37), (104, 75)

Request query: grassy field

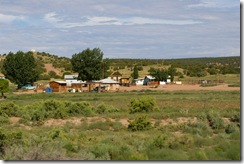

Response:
(0, 89), (240, 160)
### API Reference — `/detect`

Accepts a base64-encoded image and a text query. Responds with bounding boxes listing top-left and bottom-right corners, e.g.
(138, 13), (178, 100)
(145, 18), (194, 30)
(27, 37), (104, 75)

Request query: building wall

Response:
(49, 82), (67, 92)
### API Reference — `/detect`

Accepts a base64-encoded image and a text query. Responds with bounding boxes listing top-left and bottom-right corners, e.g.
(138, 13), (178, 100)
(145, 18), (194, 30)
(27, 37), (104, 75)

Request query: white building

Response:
(64, 75), (83, 86)
(0, 73), (5, 79)
(133, 78), (144, 85)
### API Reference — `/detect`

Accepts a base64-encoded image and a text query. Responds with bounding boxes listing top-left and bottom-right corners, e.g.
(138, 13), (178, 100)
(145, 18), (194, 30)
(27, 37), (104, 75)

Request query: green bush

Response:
(0, 115), (10, 125)
(67, 102), (93, 116)
(95, 103), (119, 114)
(0, 130), (23, 156)
(152, 134), (170, 149)
(225, 123), (239, 134)
(0, 102), (19, 117)
(88, 121), (110, 131)
(42, 100), (63, 112)
(207, 112), (225, 129)
(230, 113), (240, 123)
(183, 121), (212, 137)
(128, 116), (153, 131)
(129, 96), (159, 114)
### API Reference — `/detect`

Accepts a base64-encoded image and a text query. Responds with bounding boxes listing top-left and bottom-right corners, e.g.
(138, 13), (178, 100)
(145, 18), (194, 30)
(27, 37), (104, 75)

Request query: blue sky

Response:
(0, 0), (240, 59)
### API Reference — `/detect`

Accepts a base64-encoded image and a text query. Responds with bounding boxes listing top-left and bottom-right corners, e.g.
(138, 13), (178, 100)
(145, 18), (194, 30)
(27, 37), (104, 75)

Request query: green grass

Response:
(0, 90), (240, 160)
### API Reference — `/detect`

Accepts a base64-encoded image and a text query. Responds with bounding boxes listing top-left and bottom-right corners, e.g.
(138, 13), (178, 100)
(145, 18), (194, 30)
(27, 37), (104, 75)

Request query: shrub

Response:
(129, 96), (159, 114)
(128, 116), (153, 131)
(0, 115), (10, 125)
(67, 102), (93, 116)
(53, 109), (68, 119)
(95, 103), (119, 114)
(152, 134), (170, 149)
(207, 112), (225, 129)
(42, 100), (63, 112)
(0, 102), (19, 117)
(38, 74), (51, 80)
(230, 113), (240, 123)
(183, 121), (212, 137)
(88, 121), (110, 131)
(225, 123), (238, 134)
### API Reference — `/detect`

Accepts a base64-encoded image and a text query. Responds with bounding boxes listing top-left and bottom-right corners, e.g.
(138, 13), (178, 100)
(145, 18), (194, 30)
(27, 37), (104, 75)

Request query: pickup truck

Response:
(21, 84), (37, 90)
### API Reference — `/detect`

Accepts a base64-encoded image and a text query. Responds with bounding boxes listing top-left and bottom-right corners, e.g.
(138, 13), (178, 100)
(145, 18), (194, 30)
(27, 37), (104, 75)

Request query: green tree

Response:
(148, 68), (168, 81)
(132, 65), (139, 79)
(71, 48), (104, 81)
(48, 71), (57, 78)
(2, 51), (40, 88)
(0, 79), (9, 99)
(167, 66), (177, 81)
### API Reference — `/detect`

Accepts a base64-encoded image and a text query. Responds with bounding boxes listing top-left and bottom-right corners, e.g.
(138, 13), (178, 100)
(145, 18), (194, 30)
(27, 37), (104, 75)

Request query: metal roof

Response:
(99, 78), (119, 84)
(52, 81), (67, 84)
(145, 75), (155, 80)
(64, 75), (78, 79)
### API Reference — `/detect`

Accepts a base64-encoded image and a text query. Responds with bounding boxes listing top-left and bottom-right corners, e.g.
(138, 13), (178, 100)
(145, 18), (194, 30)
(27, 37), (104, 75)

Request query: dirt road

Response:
(119, 84), (240, 92)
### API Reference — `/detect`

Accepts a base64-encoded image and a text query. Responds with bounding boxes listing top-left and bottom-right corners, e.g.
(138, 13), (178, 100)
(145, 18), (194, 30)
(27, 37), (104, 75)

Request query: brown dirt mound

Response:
(44, 64), (61, 75)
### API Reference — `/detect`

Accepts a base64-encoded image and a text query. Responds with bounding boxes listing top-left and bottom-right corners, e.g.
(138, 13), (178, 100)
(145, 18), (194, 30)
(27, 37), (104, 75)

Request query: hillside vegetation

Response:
(0, 52), (240, 81)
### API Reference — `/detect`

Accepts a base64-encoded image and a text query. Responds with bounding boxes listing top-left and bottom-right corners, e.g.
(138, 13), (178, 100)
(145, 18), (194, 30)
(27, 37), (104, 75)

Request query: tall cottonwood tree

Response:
(2, 51), (40, 88)
(0, 79), (9, 99)
(71, 48), (105, 81)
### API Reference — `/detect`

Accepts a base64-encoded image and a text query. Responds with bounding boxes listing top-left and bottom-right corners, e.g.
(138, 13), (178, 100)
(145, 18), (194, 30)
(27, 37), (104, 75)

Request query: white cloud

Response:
(0, 13), (25, 23)
(187, 0), (239, 9)
(43, 14), (202, 28)
(43, 12), (63, 25)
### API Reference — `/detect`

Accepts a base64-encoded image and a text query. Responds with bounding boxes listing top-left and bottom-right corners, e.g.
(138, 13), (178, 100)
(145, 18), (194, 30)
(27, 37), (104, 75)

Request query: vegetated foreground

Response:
(0, 90), (240, 160)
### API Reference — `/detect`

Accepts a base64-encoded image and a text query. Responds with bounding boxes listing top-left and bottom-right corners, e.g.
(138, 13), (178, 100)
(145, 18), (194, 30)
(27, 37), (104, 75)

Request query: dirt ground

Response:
(119, 84), (240, 92)
(10, 116), (198, 128)
(44, 64), (61, 75)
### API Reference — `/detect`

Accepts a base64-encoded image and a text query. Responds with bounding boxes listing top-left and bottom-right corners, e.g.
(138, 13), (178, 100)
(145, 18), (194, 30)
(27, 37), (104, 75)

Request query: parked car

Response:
(21, 84), (36, 90)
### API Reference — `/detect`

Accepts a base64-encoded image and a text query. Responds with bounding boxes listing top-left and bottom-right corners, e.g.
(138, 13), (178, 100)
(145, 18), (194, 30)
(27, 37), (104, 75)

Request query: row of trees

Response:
(0, 48), (240, 94)
(148, 66), (177, 82)
(0, 48), (110, 90)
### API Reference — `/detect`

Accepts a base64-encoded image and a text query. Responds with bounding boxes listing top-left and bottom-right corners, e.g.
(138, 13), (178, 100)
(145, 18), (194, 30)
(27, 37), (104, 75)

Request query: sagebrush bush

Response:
(225, 123), (239, 134)
(67, 102), (93, 116)
(230, 113), (240, 123)
(96, 103), (119, 114)
(129, 96), (159, 114)
(128, 116), (153, 131)
(0, 115), (10, 125)
(0, 102), (19, 117)
(183, 121), (212, 137)
(152, 134), (170, 149)
(42, 99), (64, 112)
(207, 112), (225, 129)
(88, 121), (110, 131)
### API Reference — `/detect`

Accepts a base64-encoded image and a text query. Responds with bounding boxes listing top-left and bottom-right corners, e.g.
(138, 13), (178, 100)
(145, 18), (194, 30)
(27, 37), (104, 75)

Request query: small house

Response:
(109, 72), (122, 82)
(49, 81), (67, 92)
(133, 78), (144, 85)
(143, 75), (156, 85)
(71, 82), (85, 92)
(100, 78), (120, 91)
(120, 77), (130, 86)
(0, 73), (5, 79)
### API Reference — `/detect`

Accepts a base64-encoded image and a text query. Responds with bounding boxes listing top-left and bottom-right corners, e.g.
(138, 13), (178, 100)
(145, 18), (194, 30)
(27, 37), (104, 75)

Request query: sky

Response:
(0, 0), (240, 59)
